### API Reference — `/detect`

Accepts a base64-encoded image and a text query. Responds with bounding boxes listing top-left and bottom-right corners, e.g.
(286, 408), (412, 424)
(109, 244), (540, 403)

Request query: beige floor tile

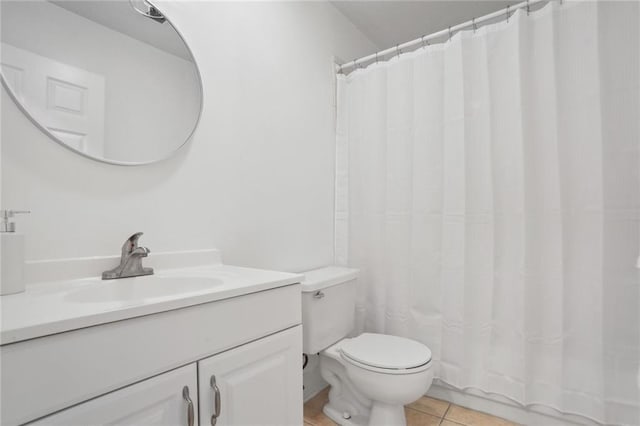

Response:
(441, 420), (465, 426)
(445, 405), (517, 426)
(306, 417), (338, 426)
(306, 418), (338, 426)
(304, 388), (337, 426)
(304, 387), (516, 426)
(405, 407), (442, 426)
(407, 396), (450, 418)
(304, 388), (329, 424)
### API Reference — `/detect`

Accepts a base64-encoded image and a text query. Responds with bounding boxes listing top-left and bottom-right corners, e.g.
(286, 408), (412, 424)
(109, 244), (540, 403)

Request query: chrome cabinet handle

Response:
(182, 386), (194, 426)
(210, 375), (221, 426)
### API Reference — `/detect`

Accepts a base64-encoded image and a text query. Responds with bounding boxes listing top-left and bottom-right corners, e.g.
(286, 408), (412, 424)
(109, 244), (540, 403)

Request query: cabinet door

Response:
(29, 364), (198, 426)
(198, 326), (302, 426)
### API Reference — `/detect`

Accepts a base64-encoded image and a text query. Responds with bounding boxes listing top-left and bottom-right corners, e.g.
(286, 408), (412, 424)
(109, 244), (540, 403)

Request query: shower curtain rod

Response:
(337, 0), (552, 74)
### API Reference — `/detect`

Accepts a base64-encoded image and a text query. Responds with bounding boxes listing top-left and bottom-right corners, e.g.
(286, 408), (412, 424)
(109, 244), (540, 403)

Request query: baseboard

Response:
(428, 382), (602, 426)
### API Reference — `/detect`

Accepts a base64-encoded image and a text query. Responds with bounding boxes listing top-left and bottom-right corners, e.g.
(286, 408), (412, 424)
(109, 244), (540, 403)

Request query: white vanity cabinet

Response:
(198, 326), (302, 426)
(30, 364), (199, 426)
(27, 326), (302, 426)
(2, 281), (303, 426)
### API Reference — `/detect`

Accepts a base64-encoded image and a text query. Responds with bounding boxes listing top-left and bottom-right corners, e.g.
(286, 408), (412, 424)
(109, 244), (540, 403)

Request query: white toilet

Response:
(302, 267), (434, 426)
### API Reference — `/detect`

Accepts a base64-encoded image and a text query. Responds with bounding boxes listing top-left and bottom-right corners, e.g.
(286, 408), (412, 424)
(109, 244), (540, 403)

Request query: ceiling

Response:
(50, 0), (193, 61)
(331, 0), (518, 51)
(50, 1), (518, 63)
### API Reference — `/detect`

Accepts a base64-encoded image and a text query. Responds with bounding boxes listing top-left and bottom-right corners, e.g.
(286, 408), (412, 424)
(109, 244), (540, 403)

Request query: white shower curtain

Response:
(335, 2), (639, 424)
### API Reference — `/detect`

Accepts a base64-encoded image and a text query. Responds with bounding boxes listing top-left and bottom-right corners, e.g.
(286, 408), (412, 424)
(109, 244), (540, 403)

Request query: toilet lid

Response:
(340, 333), (432, 370)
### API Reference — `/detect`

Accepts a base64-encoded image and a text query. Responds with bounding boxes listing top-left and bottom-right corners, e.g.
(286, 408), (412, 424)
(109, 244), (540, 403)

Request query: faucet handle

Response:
(127, 232), (144, 246)
(121, 232), (145, 257)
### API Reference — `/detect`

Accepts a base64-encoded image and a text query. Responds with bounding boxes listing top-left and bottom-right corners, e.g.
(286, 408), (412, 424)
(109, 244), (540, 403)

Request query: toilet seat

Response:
(339, 333), (432, 375)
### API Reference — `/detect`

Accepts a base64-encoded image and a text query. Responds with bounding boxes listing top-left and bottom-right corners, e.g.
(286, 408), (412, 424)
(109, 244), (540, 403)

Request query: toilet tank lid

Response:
(301, 266), (359, 292)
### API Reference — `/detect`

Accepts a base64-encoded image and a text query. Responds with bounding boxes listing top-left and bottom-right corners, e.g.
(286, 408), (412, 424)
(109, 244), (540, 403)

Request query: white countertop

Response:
(0, 264), (302, 345)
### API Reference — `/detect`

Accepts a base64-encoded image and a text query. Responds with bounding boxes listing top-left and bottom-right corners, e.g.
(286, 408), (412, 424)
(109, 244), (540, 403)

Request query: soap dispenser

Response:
(1, 209), (30, 295)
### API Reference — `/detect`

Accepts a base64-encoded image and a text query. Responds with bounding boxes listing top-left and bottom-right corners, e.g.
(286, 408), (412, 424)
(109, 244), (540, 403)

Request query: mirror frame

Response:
(0, 0), (204, 166)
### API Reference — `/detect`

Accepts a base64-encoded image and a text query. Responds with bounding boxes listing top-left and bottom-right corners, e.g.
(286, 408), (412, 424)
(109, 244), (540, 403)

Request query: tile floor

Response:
(304, 388), (518, 426)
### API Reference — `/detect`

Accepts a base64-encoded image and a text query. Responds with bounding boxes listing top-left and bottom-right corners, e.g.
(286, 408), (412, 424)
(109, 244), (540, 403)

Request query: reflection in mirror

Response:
(0, 0), (203, 165)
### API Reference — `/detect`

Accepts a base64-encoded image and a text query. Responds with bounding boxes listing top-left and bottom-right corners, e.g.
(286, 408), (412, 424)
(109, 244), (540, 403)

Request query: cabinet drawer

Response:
(1, 284), (300, 426)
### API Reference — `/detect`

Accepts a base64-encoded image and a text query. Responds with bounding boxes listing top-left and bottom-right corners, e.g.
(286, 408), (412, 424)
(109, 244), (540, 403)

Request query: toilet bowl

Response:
(302, 267), (434, 426)
(323, 334), (433, 425)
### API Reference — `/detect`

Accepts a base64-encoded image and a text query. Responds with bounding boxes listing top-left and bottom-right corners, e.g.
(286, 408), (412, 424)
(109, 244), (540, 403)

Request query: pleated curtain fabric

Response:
(334, 2), (639, 424)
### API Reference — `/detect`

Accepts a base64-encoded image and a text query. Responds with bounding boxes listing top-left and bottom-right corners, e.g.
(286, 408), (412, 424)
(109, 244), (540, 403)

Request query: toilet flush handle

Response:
(313, 291), (325, 299)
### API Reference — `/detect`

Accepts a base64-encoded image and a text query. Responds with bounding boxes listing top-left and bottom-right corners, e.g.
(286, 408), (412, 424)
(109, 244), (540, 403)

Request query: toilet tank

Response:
(301, 266), (359, 354)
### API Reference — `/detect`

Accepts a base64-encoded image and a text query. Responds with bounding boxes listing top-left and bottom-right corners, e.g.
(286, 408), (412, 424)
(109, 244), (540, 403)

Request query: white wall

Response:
(1, 1), (376, 272)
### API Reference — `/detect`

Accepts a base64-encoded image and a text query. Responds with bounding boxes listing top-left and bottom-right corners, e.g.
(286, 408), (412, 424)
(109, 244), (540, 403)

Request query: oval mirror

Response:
(0, 0), (202, 165)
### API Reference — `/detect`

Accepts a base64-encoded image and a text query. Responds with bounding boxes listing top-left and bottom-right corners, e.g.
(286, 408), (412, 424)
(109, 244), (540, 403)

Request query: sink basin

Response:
(65, 275), (223, 304)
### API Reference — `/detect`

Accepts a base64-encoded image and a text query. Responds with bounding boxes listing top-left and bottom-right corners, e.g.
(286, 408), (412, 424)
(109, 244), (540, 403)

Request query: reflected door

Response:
(1, 43), (105, 156)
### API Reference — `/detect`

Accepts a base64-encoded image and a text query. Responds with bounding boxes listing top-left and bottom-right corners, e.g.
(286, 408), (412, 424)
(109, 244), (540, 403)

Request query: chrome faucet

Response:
(102, 232), (154, 280)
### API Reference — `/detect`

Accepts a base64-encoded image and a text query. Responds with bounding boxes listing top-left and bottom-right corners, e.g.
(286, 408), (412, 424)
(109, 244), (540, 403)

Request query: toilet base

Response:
(369, 402), (406, 426)
(323, 402), (406, 426)
(323, 404), (369, 426)
(320, 343), (372, 425)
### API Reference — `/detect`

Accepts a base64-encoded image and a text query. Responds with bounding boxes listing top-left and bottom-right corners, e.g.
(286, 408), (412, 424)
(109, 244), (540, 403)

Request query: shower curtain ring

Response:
(472, 18), (477, 33)
(396, 44), (401, 58)
(421, 35), (427, 49)
(527, 0), (530, 15)
(448, 26), (453, 42)
(506, 5), (510, 22)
